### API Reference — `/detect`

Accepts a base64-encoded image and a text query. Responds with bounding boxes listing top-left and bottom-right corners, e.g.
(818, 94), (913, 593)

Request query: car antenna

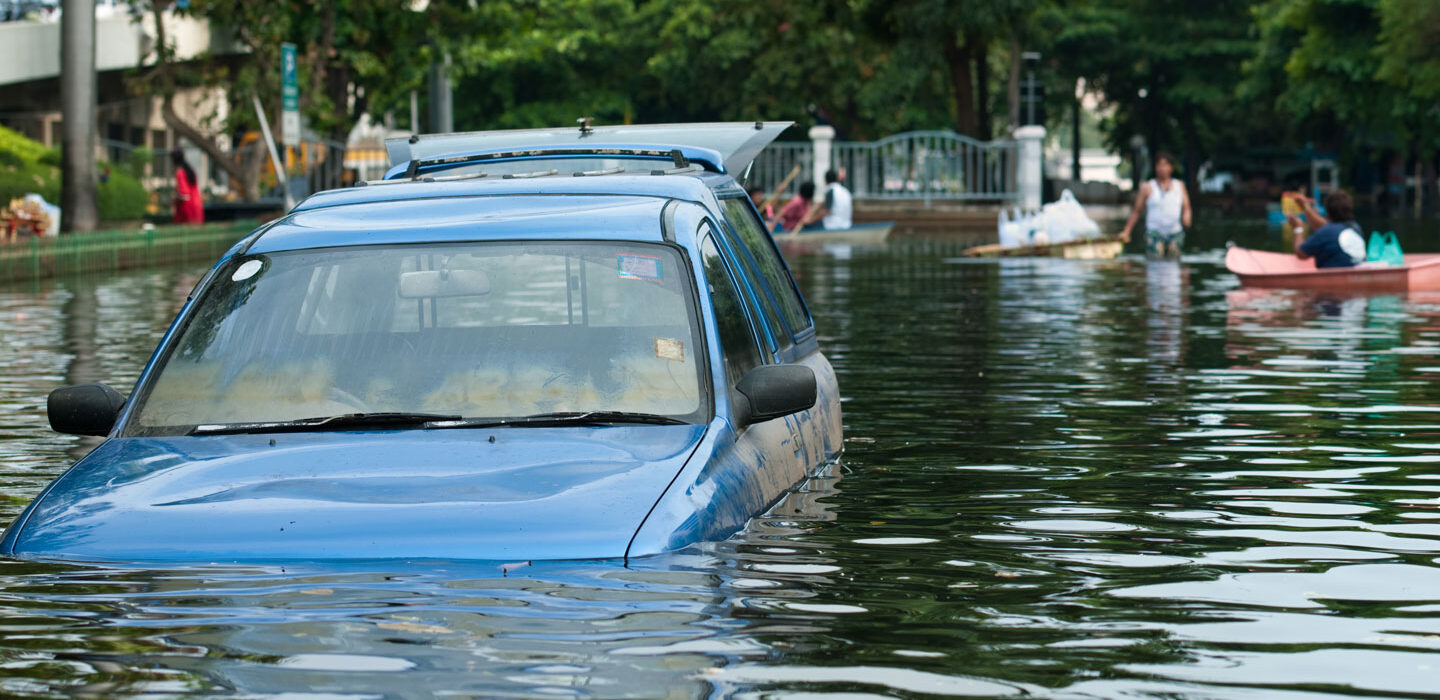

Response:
(577, 116), (594, 137)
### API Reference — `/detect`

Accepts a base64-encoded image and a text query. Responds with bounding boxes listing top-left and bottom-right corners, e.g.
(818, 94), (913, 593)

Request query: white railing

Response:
(747, 141), (813, 197)
(751, 130), (1020, 203)
(832, 131), (1017, 202)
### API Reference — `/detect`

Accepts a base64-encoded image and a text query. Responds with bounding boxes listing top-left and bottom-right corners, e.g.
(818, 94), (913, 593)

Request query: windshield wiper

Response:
(190, 412), (463, 436)
(432, 411), (690, 429)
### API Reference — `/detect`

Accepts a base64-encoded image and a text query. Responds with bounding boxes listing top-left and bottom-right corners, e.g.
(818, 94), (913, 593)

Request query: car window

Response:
(718, 197), (813, 335)
(128, 242), (705, 435)
(699, 234), (761, 387)
(713, 227), (791, 355)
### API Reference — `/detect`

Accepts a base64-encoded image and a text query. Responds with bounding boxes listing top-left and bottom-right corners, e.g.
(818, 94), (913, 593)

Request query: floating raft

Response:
(963, 236), (1124, 259)
(777, 221), (893, 246)
(1226, 246), (1440, 292)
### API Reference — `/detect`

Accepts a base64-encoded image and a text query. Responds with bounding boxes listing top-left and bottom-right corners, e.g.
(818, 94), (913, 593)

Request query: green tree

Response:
(856, 0), (1038, 139)
(452, 0), (961, 140)
(132, 0), (481, 200)
(1045, 0), (1257, 184)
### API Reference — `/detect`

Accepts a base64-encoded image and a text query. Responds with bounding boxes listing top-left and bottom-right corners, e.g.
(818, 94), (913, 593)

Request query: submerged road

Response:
(2, 217), (1440, 697)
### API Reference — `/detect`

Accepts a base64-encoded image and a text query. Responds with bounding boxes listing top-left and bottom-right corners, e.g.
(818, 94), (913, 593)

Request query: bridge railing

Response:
(834, 131), (1016, 202)
(746, 141), (813, 198)
(750, 129), (1022, 204)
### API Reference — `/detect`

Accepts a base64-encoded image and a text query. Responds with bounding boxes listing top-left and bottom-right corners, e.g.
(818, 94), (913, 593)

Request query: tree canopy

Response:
(130, 0), (1440, 197)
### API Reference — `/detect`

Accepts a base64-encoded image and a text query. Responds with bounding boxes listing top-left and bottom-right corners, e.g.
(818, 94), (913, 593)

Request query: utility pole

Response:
(60, 0), (98, 233)
(1072, 80), (1082, 185)
(428, 52), (453, 134)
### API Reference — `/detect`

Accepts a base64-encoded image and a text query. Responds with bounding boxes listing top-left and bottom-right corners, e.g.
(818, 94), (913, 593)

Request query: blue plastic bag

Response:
(1367, 231), (1403, 266)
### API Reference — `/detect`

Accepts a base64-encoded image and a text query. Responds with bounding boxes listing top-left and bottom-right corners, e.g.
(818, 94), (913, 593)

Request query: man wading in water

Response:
(1120, 152), (1192, 258)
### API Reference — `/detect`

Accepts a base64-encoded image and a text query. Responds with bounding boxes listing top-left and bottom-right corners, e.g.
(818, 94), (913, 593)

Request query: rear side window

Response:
(719, 198), (813, 335)
(700, 235), (761, 387)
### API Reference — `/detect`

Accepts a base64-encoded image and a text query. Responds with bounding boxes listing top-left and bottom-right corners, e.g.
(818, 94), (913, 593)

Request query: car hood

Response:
(5, 425), (704, 562)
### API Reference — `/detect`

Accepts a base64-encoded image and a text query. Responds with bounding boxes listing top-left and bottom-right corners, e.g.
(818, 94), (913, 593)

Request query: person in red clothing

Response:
(776, 181), (815, 233)
(171, 149), (204, 224)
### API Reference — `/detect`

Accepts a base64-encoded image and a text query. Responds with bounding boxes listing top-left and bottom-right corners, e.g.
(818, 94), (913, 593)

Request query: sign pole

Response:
(253, 95), (294, 211)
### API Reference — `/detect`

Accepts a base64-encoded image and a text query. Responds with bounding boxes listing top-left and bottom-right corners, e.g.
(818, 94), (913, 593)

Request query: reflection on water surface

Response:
(5, 232), (1440, 697)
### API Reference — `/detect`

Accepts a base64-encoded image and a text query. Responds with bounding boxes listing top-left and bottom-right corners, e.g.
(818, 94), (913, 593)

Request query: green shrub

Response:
(0, 124), (57, 163)
(0, 162), (61, 205)
(0, 125), (149, 222)
(97, 170), (147, 222)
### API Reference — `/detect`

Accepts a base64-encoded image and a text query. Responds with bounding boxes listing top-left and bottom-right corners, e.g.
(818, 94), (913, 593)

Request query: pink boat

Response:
(1225, 246), (1440, 292)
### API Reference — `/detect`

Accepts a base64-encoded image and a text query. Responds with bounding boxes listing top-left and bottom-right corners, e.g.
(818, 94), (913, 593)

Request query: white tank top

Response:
(822, 183), (853, 230)
(1146, 178), (1184, 234)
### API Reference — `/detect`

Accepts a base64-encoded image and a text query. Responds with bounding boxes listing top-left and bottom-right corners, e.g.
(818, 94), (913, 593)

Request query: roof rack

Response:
(401, 146), (705, 180)
(650, 164), (703, 176)
(502, 168), (560, 180)
(573, 166), (628, 177)
(359, 171), (490, 187)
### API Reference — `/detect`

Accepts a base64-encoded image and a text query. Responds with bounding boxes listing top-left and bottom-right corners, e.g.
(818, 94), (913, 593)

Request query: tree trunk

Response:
(944, 36), (977, 137)
(148, 2), (258, 201)
(972, 32), (991, 141)
(1007, 34), (1020, 133)
(1071, 91), (1081, 183)
(161, 98), (258, 200)
(1427, 156), (1438, 218)
(1416, 151), (1424, 220)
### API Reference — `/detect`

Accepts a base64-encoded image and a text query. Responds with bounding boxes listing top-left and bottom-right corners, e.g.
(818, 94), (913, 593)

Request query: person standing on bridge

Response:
(1120, 152), (1190, 257)
(171, 149), (204, 225)
(803, 168), (853, 230)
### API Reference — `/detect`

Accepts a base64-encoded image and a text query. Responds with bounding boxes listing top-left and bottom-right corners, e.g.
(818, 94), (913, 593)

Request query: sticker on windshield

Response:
(232, 259), (264, 282)
(654, 337), (685, 362)
(618, 254), (663, 281)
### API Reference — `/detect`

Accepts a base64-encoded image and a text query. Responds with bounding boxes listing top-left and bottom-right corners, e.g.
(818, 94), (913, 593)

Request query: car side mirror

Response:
(48, 384), (125, 437)
(734, 365), (816, 426)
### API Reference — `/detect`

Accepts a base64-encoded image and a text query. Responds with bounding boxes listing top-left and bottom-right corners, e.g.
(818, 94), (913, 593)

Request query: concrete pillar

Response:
(809, 124), (835, 193)
(1015, 125), (1046, 209)
(61, 0), (99, 233)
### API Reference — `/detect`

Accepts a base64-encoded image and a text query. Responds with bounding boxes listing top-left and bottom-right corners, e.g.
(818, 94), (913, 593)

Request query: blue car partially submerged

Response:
(3, 122), (843, 563)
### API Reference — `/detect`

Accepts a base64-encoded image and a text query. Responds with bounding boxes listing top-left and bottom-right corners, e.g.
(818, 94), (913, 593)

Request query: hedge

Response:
(0, 125), (149, 222)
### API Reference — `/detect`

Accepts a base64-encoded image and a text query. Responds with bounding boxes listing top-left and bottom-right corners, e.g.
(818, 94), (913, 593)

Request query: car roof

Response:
(251, 174), (744, 254)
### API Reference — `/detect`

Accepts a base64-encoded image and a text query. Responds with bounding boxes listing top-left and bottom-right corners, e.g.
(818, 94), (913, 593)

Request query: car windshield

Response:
(127, 241), (706, 436)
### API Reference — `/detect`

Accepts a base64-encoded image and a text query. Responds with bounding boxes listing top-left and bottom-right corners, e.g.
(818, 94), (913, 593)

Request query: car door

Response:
(715, 196), (842, 465)
(696, 229), (810, 508)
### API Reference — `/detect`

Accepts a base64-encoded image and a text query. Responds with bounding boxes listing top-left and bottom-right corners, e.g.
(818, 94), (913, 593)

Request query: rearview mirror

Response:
(734, 365), (816, 426)
(399, 269), (491, 298)
(48, 383), (125, 437)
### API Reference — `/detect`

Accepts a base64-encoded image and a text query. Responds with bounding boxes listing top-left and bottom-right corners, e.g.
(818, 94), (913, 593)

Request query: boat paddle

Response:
(760, 165), (802, 213)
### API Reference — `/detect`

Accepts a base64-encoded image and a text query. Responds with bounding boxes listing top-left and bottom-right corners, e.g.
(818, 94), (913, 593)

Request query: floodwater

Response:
(4, 217), (1440, 697)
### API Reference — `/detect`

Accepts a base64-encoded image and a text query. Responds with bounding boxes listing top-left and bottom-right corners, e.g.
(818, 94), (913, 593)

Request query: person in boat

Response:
(1280, 182), (1308, 248)
(748, 186), (776, 228)
(1291, 189), (1365, 268)
(776, 181), (815, 233)
(1119, 152), (1191, 257)
(802, 168), (853, 230)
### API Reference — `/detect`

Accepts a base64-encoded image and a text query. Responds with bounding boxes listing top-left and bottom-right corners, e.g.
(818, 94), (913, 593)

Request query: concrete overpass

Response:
(0, 8), (221, 89)
(0, 8), (233, 192)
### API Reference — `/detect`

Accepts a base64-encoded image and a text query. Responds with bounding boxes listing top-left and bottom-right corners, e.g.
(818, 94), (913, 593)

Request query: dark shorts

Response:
(1146, 229), (1184, 258)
